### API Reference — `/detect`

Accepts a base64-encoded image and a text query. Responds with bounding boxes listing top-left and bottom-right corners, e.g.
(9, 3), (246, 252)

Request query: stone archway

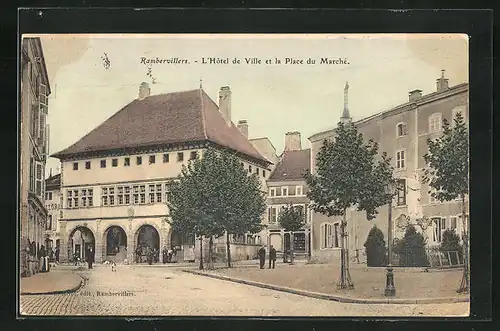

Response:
(67, 226), (95, 263)
(134, 224), (160, 263)
(102, 225), (128, 263)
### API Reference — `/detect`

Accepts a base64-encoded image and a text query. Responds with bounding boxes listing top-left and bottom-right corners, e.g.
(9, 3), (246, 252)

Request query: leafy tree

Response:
(167, 148), (266, 269)
(439, 229), (463, 265)
(364, 226), (387, 267)
(304, 121), (394, 289)
(278, 203), (306, 264)
(423, 111), (469, 293)
(203, 148), (267, 268)
(393, 225), (429, 267)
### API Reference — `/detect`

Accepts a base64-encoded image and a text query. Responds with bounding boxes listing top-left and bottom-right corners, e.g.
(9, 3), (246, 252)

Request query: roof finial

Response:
(441, 69), (445, 78)
(199, 78), (203, 89)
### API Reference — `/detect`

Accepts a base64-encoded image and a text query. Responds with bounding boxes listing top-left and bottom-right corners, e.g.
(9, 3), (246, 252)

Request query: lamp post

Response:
(385, 182), (396, 297)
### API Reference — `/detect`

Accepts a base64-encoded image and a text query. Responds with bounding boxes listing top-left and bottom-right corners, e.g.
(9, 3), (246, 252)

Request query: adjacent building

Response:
(20, 37), (51, 276)
(309, 71), (469, 264)
(265, 132), (312, 258)
(44, 172), (62, 256)
(51, 83), (273, 264)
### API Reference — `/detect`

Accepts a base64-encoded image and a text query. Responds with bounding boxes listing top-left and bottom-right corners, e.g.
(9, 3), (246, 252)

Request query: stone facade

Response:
(20, 37), (51, 276)
(309, 73), (469, 264)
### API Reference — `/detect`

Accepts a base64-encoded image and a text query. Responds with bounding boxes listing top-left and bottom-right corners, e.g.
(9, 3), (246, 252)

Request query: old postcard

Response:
(19, 33), (470, 317)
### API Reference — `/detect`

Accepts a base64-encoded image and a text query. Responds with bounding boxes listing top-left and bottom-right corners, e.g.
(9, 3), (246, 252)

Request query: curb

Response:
(183, 269), (469, 305)
(21, 275), (85, 295)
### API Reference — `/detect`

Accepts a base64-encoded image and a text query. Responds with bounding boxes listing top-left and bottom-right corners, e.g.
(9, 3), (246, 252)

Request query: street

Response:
(20, 265), (469, 316)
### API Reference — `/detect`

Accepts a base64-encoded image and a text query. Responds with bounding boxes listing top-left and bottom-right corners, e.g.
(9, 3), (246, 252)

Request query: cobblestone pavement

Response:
(19, 266), (469, 316)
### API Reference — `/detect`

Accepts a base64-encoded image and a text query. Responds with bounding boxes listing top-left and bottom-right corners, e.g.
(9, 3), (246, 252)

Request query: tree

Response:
(393, 225), (429, 267)
(304, 121), (394, 289)
(167, 148), (266, 270)
(167, 150), (225, 270)
(439, 229), (463, 265)
(423, 111), (469, 293)
(364, 226), (387, 267)
(202, 148), (267, 268)
(278, 203), (306, 264)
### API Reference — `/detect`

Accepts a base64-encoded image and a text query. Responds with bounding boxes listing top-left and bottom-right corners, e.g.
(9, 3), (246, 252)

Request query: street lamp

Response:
(385, 181), (396, 297)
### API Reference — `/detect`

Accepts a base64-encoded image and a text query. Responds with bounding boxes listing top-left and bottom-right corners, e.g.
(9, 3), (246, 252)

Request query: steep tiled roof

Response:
(45, 173), (61, 190)
(269, 149), (311, 181)
(52, 89), (269, 164)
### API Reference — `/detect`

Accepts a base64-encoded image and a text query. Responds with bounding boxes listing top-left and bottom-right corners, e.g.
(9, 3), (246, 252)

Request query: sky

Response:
(33, 34), (468, 177)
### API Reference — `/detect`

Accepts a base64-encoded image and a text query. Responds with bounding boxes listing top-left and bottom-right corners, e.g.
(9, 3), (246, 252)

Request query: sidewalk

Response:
(184, 263), (470, 304)
(20, 269), (83, 295)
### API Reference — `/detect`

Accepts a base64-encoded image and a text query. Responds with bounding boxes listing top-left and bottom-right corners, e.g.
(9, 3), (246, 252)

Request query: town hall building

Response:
(52, 83), (273, 264)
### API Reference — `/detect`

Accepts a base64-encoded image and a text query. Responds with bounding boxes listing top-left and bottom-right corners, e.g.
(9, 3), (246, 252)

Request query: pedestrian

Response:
(258, 245), (266, 269)
(55, 247), (59, 263)
(162, 246), (168, 264)
(87, 246), (95, 269)
(167, 248), (173, 263)
(269, 245), (277, 269)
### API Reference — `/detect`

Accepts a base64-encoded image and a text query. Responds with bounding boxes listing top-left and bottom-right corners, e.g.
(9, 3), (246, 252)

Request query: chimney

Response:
(284, 131), (302, 151)
(218, 86), (232, 125)
(138, 82), (151, 100)
(237, 120), (249, 139)
(340, 81), (351, 124)
(436, 69), (449, 92)
(409, 89), (423, 102)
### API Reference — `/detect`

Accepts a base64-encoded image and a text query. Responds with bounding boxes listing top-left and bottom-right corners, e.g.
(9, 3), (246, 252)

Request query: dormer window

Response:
(428, 113), (442, 133)
(396, 122), (407, 137)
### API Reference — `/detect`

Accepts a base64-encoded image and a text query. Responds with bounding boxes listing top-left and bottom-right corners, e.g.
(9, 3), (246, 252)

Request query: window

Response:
(67, 189), (79, 208)
(432, 217), (446, 243)
(288, 186), (296, 196)
(85, 161), (91, 169)
(73, 162), (78, 171)
(117, 186), (124, 205)
(190, 151), (198, 160)
(102, 187), (112, 206)
(125, 186), (131, 204)
(275, 187), (282, 197)
(296, 186), (304, 196)
(269, 188), (275, 197)
(46, 215), (52, 230)
(81, 188), (93, 207)
(321, 223), (340, 249)
(35, 163), (43, 196)
(177, 152), (184, 162)
(428, 113), (442, 133)
(262, 170), (266, 177)
(450, 217), (457, 231)
(268, 206), (278, 224)
(156, 184), (162, 203)
(396, 149), (405, 169)
(248, 165), (252, 173)
(452, 106), (467, 127)
(149, 155), (156, 164)
(136, 156), (142, 165)
(140, 185), (146, 204)
(112, 159), (118, 167)
(396, 179), (406, 206)
(124, 157), (130, 167)
(133, 185), (139, 204)
(100, 160), (106, 168)
(163, 153), (170, 163)
(397, 122), (408, 137)
(282, 187), (288, 196)
(45, 192), (53, 201)
(165, 184), (172, 203)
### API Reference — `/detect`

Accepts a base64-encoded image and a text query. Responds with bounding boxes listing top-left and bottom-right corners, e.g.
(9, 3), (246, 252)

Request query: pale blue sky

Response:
(36, 34), (468, 176)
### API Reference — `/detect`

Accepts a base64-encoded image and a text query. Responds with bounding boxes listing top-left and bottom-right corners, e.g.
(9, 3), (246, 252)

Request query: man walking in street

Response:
(269, 245), (277, 269)
(87, 246), (95, 269)
(258, 245), (266, 269)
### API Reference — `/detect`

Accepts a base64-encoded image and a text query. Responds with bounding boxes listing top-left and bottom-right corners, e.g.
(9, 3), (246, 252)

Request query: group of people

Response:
(257, 245), (277, 269)
(161, 246), (178, 263)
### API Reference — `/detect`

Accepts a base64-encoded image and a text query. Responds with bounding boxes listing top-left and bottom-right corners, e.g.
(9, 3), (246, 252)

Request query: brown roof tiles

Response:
(269, 149), (311, 181)
(52, 89), (269, 164)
